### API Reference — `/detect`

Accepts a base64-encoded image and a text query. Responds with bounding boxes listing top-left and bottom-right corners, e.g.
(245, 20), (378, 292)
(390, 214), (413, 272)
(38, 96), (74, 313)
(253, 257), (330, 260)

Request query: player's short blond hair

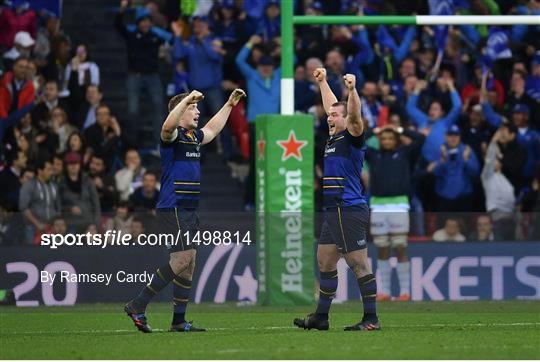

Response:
(168, 92), (189, 113)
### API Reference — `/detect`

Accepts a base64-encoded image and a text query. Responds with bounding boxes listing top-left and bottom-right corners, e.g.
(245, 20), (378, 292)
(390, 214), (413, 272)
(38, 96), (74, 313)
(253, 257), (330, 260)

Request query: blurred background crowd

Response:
(0, 0), (539, 245)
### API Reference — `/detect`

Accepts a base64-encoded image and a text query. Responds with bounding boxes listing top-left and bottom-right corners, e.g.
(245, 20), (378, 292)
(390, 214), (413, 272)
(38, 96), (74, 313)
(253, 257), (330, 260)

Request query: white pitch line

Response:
(2, 322), (539, 336)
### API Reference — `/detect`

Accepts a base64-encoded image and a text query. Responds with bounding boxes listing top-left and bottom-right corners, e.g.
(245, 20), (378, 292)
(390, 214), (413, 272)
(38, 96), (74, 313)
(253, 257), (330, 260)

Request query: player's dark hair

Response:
(168, 93), (190, 112)
(331, 101), (348, 117)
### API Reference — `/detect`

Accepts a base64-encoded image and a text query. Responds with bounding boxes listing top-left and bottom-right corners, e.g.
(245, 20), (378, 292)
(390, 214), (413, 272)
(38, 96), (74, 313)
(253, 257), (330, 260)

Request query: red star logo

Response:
(257, 132), (266, 160)
(276, 130), (308, 161)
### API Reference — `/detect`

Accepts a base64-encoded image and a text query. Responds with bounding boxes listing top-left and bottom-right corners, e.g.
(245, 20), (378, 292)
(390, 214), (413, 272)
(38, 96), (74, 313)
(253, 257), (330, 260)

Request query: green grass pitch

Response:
(1, 301), (539, 359)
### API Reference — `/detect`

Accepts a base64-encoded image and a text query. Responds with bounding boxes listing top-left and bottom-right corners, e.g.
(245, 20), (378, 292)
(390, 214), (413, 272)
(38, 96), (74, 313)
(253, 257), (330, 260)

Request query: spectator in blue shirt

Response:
(257, 0), (280, 42)
(172, 16), (235, 160)
(428, 125), (480, 212)
(406, 78), (462, 162)
(236, 34), (280, 209)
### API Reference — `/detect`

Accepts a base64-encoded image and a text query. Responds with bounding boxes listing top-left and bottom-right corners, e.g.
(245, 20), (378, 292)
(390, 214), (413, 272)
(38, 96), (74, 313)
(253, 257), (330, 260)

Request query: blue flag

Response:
(482, 27), (512, 70)
(429, 0), (453, 55)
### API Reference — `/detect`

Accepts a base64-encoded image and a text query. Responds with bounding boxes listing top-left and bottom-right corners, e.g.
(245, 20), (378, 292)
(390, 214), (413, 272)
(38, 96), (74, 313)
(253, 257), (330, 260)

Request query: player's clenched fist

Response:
(343, 74), (356, 90)
(227, 88), (246, 106)
(187, 90), (204, 104)
(313, 68), (326, 82)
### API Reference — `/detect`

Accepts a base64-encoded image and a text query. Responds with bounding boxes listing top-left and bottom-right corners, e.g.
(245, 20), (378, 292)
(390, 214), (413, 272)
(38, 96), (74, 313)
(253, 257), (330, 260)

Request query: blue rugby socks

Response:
(172, 276), (192, 325)
(315, 270), (338, 320)
(134, 264), (176, 309)
(358, 273), (378, 321)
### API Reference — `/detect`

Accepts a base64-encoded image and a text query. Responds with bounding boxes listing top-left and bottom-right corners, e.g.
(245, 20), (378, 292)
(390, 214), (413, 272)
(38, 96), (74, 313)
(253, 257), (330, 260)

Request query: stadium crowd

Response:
(0, 0), (539, 245)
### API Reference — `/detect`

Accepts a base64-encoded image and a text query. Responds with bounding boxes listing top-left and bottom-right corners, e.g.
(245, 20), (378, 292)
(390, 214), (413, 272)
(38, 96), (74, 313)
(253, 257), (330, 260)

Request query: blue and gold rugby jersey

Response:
(322, 129), (367, 209)
(156, 127), (204, 209)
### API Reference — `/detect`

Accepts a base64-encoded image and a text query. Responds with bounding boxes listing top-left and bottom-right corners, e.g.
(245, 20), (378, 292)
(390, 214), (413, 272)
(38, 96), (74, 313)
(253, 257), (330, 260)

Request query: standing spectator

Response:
(88, 153), (117, 213)
(507, 71), (537, 124)
(19, 157), (60, 244)
(257, 0), (280, 42)
(42, 35), (71, 86)
(129, 171), (159, 212)
(115, 1), (171, 147)
(510, 104), (539, 182)
(83, 104), (121, 169)
(525, 52), (540, 104)
(172, 16), (234, 159)
(360, 81), (383, 128)
(496, 122), (527, 193)
(236, 34), (280, 208)
(61, 43), (100, 97)
(469, 215), (500, 242)
(59, 152), (100, 233)
(2, 31), (35, 70)
(407, 79), (462, 162)
(428, 125), (480, 212)
(432, 218), (466, 242)
(366, 126), (425, 302)
(0, 148), (27, 212)
(0, 56), (35, 119)
(482, 129), (517, 240)
(115, 148), (146, 201)
(0, 1), (37, 50)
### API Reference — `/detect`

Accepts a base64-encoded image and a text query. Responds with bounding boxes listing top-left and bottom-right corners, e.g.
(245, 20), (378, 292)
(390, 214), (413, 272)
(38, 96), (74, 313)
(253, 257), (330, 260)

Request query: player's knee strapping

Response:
(357, 274), (377, 316)
(316, 270), (338, 316)
(173, 276), (192, 313)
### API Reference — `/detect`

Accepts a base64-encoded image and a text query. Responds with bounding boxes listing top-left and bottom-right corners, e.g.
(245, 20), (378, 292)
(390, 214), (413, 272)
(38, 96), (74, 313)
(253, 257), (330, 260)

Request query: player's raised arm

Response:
(313, 68), (338, 114)
(343, 73), (363, 136)
(161, 90), (204, 142)
(201, 88), (246, 145)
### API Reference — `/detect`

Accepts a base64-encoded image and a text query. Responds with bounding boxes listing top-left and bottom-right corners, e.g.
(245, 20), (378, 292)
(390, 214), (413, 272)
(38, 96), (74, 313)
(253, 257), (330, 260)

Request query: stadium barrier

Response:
(1, 240), (538, 306)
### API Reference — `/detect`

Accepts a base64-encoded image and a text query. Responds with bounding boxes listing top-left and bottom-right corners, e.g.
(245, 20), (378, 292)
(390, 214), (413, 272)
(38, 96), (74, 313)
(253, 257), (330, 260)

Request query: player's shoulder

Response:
(343, 129), (366, 148)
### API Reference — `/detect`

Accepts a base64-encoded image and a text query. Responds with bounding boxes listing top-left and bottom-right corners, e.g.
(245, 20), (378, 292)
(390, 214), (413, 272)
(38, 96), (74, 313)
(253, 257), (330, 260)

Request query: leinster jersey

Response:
(156, 127), (204, 209)
(323, 129), (367, 209)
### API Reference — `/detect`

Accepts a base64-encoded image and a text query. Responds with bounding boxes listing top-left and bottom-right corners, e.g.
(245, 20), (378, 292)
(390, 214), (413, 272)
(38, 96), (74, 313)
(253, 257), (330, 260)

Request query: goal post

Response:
(279, 7), (540, 115)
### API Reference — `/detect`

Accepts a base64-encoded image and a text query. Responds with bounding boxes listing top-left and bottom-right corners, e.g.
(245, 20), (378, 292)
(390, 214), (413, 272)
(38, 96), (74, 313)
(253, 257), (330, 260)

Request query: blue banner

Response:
(1, 242), (539, 306)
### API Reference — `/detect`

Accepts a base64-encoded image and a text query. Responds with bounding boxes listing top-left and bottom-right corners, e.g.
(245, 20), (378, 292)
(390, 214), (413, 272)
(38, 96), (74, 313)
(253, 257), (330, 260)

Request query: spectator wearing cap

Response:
(115, 0), (172, 148)
(427, 125), (480, 212)
(171, 15), (235, 160)
(0, 56), (35, 119)
(19, 157), (60, 244)
(2, 31), (35, 70)
(59, 151), (101, 233)
(481, 129), (516, 240)
(406, 78), (462, 163)
(236, 34), (280, 208)
(236, 34), (280, 123)
(0, 1), (37, 51)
